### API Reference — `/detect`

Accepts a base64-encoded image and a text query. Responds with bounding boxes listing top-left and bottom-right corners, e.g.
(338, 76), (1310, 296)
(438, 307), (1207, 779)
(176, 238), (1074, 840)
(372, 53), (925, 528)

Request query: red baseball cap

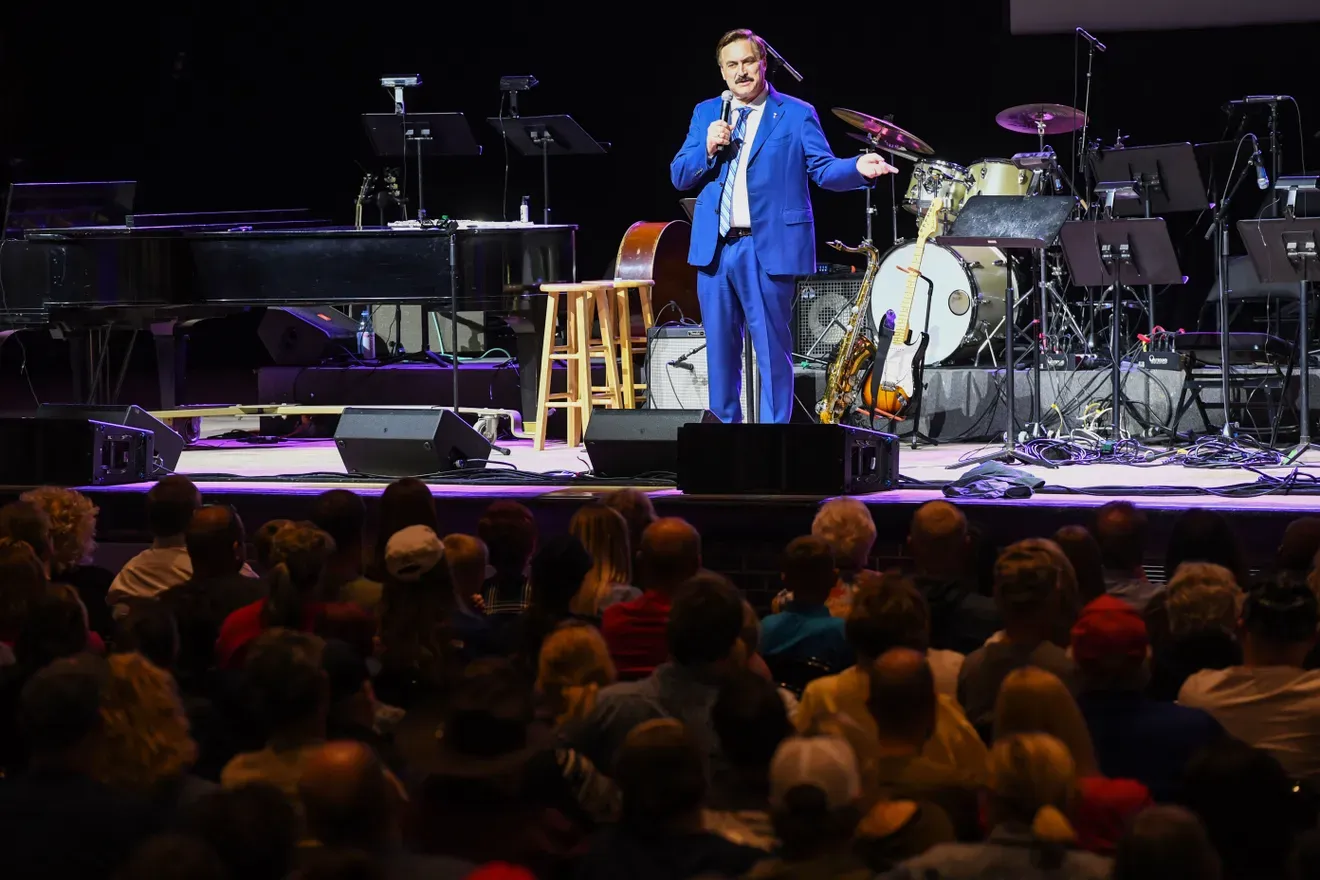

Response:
(1070, 595), (1149, 664)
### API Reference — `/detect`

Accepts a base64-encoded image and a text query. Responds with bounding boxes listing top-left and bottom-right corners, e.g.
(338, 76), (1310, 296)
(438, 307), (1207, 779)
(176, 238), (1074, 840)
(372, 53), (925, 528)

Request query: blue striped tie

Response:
(719, 107), (752, 238)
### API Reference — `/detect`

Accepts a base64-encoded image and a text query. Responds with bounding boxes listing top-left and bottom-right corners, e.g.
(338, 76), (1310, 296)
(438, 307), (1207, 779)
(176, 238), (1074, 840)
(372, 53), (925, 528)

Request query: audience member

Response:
(181, 784), (299, 880)
(1053, 524), (1106, 605)
(602, 488), (657, 565)
(536, 622), (617, 732)
(570, 503), (640, 615)
(759, 536), (852, 677)
(1093, 501), (1159, 612)
(374, 525), (457, 706)
(117, 833), (226, 880)
(907, 501), (999, 653)
(368, 478), (437, 582)
(107, 476), (204, 615)
(704, 670), (791, 850)
(1276, 517), (1320, 575)
(516, 534), (596, 666)
(601, 517), (702, 679)
(477, 500), (538, 617)
(441, 533), (496, 660)
(1111, 805), (1222, 880)
(1164, 508), (1249, 586)
(19, 487), (114, 637)
(0, 499), (55, 574)
(311, 490), (382, 613)
(810, 498), (877, 617)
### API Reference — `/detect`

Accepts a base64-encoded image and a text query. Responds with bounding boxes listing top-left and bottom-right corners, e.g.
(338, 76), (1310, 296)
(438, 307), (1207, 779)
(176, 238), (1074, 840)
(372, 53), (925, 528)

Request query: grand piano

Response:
(0, 182), (577, 419)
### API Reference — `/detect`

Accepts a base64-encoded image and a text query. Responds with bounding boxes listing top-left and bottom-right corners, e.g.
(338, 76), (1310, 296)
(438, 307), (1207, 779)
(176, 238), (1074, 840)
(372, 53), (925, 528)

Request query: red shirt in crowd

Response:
(601, 590), (672, 680)
(215, 598), (370, 669)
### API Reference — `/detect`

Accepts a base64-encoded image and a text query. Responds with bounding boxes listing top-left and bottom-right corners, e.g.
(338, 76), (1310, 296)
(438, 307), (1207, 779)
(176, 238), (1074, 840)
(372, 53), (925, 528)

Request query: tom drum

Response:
(902, 159), (970, 222)
(966, 158), (1033, 200)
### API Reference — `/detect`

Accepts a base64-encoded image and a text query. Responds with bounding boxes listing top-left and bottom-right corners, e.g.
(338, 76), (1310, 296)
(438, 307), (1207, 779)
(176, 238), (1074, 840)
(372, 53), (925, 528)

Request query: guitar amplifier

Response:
(792, 274), (865, 359)
(646, 325), (757, 414)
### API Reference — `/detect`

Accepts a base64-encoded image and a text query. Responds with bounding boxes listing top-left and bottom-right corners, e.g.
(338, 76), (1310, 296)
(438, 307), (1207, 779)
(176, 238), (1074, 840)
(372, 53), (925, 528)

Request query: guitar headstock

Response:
(356, 172), (376, 203)
(917, 197), (943, 241)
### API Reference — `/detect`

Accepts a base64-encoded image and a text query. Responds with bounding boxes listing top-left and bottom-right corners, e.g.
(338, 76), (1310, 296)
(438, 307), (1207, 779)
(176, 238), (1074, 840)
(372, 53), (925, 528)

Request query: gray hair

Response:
(811, 499), (876, 571)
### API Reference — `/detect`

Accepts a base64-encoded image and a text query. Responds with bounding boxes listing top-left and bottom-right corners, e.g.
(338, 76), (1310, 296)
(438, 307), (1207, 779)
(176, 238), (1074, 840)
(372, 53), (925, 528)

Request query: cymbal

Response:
(832, 107), (934, 155)
(995, 103), (1087, 135)
(845, 131), (921, 163)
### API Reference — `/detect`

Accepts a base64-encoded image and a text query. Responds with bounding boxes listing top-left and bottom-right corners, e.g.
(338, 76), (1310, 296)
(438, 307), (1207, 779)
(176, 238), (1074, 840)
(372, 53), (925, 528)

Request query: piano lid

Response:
(3, 180), (136, 237)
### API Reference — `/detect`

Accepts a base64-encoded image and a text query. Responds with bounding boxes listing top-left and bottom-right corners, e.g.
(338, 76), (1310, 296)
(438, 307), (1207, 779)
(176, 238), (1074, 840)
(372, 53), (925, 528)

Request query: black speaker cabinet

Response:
(334, 407), (492, 478)
(258, 306), (367, 366)
(676, 423), (900, 495)
(0, 417), (154, 486)
(584, 409), (719, 478)
(36, 403), (183, 473)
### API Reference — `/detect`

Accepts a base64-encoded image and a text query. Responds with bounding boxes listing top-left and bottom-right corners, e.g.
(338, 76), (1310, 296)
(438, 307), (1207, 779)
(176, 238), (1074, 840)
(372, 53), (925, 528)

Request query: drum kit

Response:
(830, 102), (1093, 369)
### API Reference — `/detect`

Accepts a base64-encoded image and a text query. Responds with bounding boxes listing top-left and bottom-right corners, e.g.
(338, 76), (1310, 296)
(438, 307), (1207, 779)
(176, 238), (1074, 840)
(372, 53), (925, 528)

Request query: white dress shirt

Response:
(728, 90), (768, 229)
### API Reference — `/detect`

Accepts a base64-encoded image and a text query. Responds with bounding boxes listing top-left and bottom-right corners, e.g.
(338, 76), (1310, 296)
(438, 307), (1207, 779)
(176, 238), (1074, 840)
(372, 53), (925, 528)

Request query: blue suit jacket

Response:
(670, 84), (866, 277)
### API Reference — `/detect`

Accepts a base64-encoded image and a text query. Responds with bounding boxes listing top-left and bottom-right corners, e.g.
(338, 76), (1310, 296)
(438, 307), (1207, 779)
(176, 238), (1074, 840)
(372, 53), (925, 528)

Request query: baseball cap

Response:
(1070, 594), (1149, 663)
(385, 524), (444, 582)
(769, 735), (861, 810)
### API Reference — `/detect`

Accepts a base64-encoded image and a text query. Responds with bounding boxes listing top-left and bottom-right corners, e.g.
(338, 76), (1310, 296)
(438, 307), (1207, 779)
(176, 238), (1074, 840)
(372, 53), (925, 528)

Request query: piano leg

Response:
(151, 321), (186, 411)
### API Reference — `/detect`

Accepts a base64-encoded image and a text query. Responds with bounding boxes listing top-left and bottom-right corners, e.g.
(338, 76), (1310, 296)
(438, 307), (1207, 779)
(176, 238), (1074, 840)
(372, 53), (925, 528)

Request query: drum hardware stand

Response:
(1060, 218), (1184, 440)
(1238, 214), (1320, 463)
(902, 272), (940, 449)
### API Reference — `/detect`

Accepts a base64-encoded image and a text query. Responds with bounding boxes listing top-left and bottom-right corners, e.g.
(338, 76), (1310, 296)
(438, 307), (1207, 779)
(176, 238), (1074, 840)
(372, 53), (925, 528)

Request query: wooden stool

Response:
(610, 278), (656, 408)
(533, 282), (622, 450)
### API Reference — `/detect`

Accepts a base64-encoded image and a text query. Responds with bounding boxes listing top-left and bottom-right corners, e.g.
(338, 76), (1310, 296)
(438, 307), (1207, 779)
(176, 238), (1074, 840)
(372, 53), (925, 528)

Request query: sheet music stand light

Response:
(487, 114), (606, 225)
(936, 194), (1075, 469)
(363, 112), (481, 221)
(1060, 218), (1185, 440)
(1237, 217), (1320, 463)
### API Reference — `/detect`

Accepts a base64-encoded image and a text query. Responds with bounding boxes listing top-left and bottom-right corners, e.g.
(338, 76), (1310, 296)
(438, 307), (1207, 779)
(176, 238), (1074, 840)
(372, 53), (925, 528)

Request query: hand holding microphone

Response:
(707, 90), (734, 157)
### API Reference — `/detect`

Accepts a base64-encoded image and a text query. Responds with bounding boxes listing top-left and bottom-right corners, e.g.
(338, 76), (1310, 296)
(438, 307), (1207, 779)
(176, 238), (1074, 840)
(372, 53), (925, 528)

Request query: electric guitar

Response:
(867, 197), (942, 419)
(353, 172), (376, 229)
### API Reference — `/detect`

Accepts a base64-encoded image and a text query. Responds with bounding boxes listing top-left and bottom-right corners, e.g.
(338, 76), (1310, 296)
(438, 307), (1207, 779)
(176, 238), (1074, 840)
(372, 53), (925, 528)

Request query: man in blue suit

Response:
(670, 28), (896, 424)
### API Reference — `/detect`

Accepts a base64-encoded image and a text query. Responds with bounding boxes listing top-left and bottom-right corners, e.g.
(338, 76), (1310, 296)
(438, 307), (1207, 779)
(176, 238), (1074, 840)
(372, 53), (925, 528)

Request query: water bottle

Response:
(520, 195), (530, 223)
(357, 308), (376, 359)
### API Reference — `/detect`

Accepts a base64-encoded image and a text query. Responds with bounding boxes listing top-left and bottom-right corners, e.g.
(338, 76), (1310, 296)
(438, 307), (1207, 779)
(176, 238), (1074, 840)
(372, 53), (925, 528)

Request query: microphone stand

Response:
(1206, 140), (1259, 439)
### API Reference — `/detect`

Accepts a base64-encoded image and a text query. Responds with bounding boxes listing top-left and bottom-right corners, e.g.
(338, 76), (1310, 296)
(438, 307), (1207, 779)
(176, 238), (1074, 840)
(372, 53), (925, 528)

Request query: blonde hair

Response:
(537, 623), (616, 727)
(812, 498), (876, 571)
(91, 652), (197, 794)
(1012, 538), (1081, 624)
(20, 487), (98, 572)
(989, 732), (1078, 848)
(569, 505), (632, 615)
(994, 666), (1099, 777)
(1167, 562), (1242, 638)
(443, 533), (489, 596)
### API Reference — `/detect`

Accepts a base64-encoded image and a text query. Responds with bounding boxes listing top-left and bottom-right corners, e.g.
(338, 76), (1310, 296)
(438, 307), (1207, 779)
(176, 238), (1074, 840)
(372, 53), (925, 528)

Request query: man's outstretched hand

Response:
(857, 153), (899, 179)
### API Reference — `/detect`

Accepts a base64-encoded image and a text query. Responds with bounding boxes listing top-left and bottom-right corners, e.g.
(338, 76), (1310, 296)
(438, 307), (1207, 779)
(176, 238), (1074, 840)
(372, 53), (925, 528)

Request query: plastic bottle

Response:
(357, 308), (376, 359)
(520, 195), (530, 223)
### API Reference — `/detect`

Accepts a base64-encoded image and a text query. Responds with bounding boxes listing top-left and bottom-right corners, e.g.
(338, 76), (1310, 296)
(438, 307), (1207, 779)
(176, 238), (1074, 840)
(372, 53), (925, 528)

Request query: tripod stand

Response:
(1238, 217), (1320, 464)
(1059, 218), (1185, 439)
(903, 271), (939, 449)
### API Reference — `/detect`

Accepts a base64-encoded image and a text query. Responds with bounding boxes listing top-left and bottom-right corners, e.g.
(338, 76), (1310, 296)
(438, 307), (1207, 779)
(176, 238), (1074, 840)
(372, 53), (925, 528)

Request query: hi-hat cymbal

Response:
(832, 107), (934, 155)
(845, 131), (921, 163)
(996, 103), (1087, 135)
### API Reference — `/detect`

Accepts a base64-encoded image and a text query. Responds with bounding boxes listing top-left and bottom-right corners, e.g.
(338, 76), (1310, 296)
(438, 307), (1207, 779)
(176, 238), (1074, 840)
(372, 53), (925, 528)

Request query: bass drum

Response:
(868, 241), (1016, 366)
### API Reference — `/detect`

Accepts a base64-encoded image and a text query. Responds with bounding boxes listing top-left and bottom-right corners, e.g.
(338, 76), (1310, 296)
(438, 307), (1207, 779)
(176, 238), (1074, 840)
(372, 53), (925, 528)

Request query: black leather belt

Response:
(723, 228), (752, 241)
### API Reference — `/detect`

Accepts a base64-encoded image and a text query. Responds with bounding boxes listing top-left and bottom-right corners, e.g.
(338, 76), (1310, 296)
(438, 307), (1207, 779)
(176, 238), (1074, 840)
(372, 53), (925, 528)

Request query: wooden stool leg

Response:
(615, 288), (635, 409)
(594, 291), (623, 410)
(566, 291), (585, 446)
(638, 283), (655, 331)
(532, 292), (559, 451)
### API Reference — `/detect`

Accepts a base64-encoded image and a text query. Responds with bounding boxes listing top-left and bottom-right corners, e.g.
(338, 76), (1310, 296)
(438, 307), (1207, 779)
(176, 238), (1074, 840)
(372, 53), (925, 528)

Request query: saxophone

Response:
(817, 238), (881, 425)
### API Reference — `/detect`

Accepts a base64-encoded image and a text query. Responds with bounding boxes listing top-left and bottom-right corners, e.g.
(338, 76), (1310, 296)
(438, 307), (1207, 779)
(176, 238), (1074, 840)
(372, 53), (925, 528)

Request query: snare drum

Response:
(966, 158), (1032, 200)
(902, 159), (969, 221)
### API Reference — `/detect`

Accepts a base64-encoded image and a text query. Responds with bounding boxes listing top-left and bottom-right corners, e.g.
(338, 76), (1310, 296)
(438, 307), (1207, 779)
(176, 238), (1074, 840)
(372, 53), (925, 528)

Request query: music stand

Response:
(1238, 217), (1320, 463)
(1059, 218), (1185, 440)
(487, 114), (606, 225)
(937, 195), (1075, 469)
(363, 113), (481, 221)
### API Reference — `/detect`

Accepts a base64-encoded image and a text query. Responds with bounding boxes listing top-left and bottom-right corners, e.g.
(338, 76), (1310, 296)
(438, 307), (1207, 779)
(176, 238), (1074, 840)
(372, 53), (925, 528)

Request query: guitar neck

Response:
(893, 205), (941, 340)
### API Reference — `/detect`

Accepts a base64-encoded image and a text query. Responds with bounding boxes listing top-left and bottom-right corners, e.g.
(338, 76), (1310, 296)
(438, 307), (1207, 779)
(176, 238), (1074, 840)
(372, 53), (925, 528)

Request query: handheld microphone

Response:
(1252, 140), (1270, 190)
(1075, 27), (1106, 52)
(720, 90), (733, 125)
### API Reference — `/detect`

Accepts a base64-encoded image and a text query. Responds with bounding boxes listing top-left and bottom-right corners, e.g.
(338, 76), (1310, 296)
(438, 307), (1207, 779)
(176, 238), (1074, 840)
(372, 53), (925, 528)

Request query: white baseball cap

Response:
(769, 735), (862, 810)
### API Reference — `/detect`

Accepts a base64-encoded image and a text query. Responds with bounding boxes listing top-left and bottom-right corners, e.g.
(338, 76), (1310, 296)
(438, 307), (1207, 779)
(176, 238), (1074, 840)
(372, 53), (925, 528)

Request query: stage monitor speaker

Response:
(36, 403), (183, 473)
(583, 409), (718, 478)
(258, 306), (369, 366)
(334, 407), (491, 478)
(0, 417), (154, 486)
(676, 423), (899, 495)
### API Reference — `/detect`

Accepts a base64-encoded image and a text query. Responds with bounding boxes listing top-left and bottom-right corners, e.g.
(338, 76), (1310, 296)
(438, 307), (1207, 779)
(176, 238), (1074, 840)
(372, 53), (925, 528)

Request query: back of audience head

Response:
(0, 499), (53, 570)
(311, 490), (368, 564)
(146, 476), (201, 539)
(90, 651), (197, 795)
(1239, 578), (1319, 667)
(262, 524), (336, 630)
(907, 500), (967, 576)
(867, 647), (936, 748)
(993, 542), (1062, 632)
(768, 735), (863, 861)
(1052, 524), (1106, 604)
(811, 498), (875, 575)
(570, 503), (632, 613)
(18, 486), (98, 574)
(615, 719), (707, 832)
(1070, 595), (1151, 693)
(186, 505), (247, 578)
(1164, 562), (1241, 638)
(17, 584), (89, 671)
(1112, 805), (1221, 880)
(847, 571), (930, 660)
(602, 487), (656, 562)
(1093, 501), (1147, 574)
(116, 605), (180, 671)
(780, 535), (836, 606)
(536, 622), (616, 728)
(242, 629), (329, 741)
(20, 653), (109, 768)
(476, 499), (537, 582)
(994, 665), (1099, 776)
(183, 784), (299, 880)
(299, 741), (398, 852)
(528, 533), (594, 613)
(0, 536), (48, 640)
(637, 517), (701, 592)
(1277, 517), (1320, 574)
(987, 732), (1078, 862)
(667, 570), (745, 669)
(252, 519), (294, 570)
(442, 532), (488, 604)
(118, 833), (226, 880)
(1165, 508), (1247, 585)
(711, 669), (791, 775)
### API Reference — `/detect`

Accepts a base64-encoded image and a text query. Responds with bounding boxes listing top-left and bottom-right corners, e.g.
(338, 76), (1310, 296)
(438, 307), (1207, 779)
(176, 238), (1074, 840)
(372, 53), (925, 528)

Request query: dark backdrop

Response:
(2, 3), (1316, 402)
